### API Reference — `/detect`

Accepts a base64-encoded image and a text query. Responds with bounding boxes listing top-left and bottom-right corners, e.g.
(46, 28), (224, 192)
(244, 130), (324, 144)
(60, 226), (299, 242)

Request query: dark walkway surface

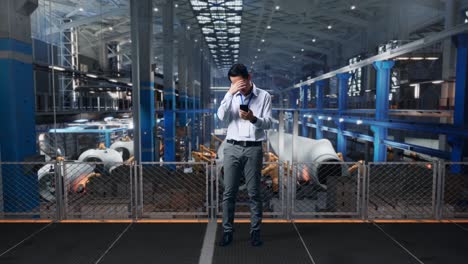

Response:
(0, 222), (467, 264)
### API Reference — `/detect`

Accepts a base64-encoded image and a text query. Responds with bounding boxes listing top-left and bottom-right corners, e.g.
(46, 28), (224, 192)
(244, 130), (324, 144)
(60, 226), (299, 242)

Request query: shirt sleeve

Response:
(217, 92), (234, 123)
(253, 93), (272, 130)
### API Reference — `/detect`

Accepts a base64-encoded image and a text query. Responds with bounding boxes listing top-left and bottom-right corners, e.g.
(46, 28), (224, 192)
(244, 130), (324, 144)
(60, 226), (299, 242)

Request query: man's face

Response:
(230, 75), (252, 95)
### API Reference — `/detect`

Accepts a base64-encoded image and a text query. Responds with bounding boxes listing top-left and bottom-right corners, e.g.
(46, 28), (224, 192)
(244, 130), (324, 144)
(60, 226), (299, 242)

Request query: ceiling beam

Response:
(54, 8), (128, 33)
(412, 0), (444, 10)
(274, 23), (349, 45)
(322, 12), (370, 28)
(273, 38), (332, 56)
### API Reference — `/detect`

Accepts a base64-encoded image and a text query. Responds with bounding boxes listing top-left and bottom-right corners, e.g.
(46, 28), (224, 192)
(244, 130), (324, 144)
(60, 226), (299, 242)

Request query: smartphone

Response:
(240, 104), (249, 112)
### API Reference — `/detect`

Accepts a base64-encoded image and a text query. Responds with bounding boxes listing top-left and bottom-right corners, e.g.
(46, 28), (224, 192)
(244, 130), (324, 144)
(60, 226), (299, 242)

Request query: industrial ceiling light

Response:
(187, 25), (191, 30)
(254, 56), (257, 59)
(257, 48), (261, 52)
(411, 57), (424, 60)
(327, 117), (332, 121)
(432, 80), (444, 84)
(175, 4), (179, 8)
(275, 5), (280, 10)
(301, 48), (304, 52)
(425, 57), (439, 60)
(356, 120), (363, 125)
(79, 7), (84, 12)
(312, 38), (316, 43)
(191, 0), (242, 69)
(327, 25), (332, 30)
(153, 7), (159, 12)
(109, 79), (118, 83)
(339, 118), (344, 123)
(261, 39), (265, 42)
(395, 57), (409, 60)
(350, 5), (356, 10)
(108, 27), (113, 31)
(292, 56), (296, 59)
(86, 73), (98, 78)
(267, 25), (271, 29)
(49, 66), (65, 71)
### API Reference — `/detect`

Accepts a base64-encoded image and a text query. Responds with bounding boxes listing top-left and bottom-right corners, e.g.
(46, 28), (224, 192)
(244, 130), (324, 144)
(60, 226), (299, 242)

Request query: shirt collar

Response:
(236, 83), (258, 97)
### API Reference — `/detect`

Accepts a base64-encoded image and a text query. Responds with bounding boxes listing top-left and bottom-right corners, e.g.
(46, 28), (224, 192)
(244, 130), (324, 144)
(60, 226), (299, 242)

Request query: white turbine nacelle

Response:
(110, 140), (134, 161)
(38, 163), (95, 202)
(78, 148), (124, 172)
(267, 131), (348, 189)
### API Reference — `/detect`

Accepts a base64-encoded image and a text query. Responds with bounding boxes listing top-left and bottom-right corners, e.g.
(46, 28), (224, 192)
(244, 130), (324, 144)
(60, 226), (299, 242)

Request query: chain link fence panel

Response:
(216, 162), (287, 218)
(62, 162), (133, 220)
(367, 162), (437, 219)
(0, 162), (58, 219)
(440, 162), (468, 219)
(291, 162), (362, 218)
(139, 162), (209, 219)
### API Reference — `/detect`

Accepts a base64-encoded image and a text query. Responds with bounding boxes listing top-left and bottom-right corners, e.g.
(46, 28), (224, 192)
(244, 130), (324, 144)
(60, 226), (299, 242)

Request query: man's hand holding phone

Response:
(239, 107), (255, 122)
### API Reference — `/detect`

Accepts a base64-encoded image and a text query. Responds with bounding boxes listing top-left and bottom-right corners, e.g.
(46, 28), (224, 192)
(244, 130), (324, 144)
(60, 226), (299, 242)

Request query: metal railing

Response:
(291, 162), (363, 219)
(366, 162), (437, 220)
(139, 162), (209, 219)
(61, 162), (133, 220)
(440, 162), (468, 219)
(0, 161), (467, 221)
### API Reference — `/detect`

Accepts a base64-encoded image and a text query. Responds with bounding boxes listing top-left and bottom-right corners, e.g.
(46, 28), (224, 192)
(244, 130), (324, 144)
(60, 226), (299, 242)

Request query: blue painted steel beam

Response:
(301, 85), (309, 137)
(372, 60), (395, 162)
(287, 108), (468, 137)
(141, 82), (155, 161)
(191, 96), (198, 151)
(306, 113), (468, 137)
(303, 123), (450, 159)
(452, 34), (468, 163)
(315, 80), (326, 139)
(337, 73), (350, 157)
(164, 90), (176, 162)
(0, 38), (38, 212)
(178, 93), (188, 126)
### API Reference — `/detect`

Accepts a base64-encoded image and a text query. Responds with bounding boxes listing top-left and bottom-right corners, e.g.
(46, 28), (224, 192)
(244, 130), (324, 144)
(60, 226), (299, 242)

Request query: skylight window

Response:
(190, 0), (243, 67)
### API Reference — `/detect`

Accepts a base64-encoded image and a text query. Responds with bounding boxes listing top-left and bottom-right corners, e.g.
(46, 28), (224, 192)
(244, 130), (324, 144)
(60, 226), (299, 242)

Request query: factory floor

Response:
(0, 221), (467, 264)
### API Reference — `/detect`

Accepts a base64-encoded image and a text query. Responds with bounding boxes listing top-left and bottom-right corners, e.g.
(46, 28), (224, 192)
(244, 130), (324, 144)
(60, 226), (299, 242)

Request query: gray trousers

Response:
(222, 142), (263, 233)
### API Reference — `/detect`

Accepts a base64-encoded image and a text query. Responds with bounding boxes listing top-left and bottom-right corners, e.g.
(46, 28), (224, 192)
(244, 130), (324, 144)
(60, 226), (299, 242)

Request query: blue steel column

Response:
(0, 0), (38, 212)
(177, 26), (188, 127)
(452, 34), (468, 162)
(130, 0), (154, 162)
(337, 73), (350, 157)
(372, 61), (395, 162)
(314, 80), (326, 139)
(301, 85), (309, 137)
(163, 1), (176, 162)
(191, 43), (201, 151)
(289, 89), (296, 108)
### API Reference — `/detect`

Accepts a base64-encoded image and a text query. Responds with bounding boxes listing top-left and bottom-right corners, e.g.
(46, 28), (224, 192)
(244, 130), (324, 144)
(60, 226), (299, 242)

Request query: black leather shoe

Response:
(218, 232), (233, 247)
(250, 230), (263, 247)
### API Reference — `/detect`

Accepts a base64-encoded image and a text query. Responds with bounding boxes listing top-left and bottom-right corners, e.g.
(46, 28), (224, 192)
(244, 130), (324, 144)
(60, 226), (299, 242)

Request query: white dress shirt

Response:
(217, 83), (272, 141)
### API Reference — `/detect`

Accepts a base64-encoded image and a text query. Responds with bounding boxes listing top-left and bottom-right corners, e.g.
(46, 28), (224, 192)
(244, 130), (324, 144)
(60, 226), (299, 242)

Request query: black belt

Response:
(227, 139), (262, 147)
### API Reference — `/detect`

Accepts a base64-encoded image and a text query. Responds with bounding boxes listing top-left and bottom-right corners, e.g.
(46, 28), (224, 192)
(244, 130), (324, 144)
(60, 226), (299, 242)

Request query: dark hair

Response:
(228, 64), (249, 82)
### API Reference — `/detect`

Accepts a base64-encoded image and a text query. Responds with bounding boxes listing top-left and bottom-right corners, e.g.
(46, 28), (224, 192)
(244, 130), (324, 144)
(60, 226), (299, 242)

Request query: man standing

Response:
(217, 64), (272, 247)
